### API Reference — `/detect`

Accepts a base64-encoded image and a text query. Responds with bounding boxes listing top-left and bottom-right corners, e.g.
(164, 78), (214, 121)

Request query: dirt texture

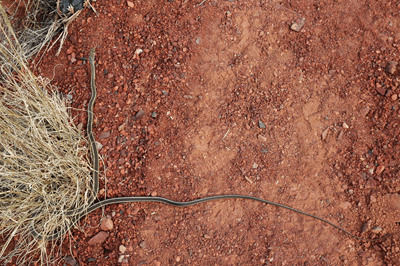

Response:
(16, 0), (400, 265)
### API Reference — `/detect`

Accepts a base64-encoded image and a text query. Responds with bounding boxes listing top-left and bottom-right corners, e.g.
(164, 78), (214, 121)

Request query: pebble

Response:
(64, 255), (77, 266)
(139, 240), (147, 249)
(135, 48), (143, 55)
(376, 165), (385, 174)
(99, 131), (111, 139)
(119, 245), (127, 253)
(175, 256), (181, 262)
(321, 127), (329, 140)
(95, 141), (103, 151)
(370, 195), (377, 203)
(258, 120), (266, 129)
(118, 254), (128, 263)
(153, 260), (161, 266)
(151, 112), (157, 118)
(252, 163), (258, 169)
(290, 18), (305, 32)
(361, 220), (371, 232)
(88, 231), (109, 245)
(135, 110), (146, 119)
(258, 135), (267, 141)
(376, 84), (387, 96)
(391, 94), (398, 101)
(371, 226), (383, 234)
(360, 106), (370, 116)
(66, 46), (74, 55)
(127, 1), (134, 7)
(151, 191), (157, 197)
(337, 130), (344, 140)
(342, 122), (349, 129)
(100, 218), (114, 231)
(386, 61), (398, 74)
(66, 94), (73, 101)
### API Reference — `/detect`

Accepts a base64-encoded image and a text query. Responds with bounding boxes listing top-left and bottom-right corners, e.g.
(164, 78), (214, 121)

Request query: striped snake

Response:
(29, 48), (386, 242)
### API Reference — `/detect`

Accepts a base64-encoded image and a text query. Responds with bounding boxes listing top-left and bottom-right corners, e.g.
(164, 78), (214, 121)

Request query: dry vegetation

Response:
(0, 3), (92, 265)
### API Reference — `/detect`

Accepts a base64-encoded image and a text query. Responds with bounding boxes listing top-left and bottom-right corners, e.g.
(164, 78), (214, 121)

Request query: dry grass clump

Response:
(0, 5), (93, 265)
(5, 0), (87, 61)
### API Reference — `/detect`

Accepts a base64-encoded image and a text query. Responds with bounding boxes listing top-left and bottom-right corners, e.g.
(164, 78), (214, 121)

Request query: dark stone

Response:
(61, 0), (84, 14)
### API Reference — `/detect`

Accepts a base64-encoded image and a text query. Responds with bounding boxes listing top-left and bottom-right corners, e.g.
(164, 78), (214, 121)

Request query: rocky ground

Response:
(5, 0), (400, 265)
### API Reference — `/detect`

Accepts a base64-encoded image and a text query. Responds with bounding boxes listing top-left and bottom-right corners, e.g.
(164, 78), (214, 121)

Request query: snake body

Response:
(29, 48), (385, 242)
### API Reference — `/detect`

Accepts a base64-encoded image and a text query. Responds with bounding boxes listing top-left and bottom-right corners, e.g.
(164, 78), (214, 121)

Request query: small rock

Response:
(135, 109), (146, 119)
(153, 260), (161, 266)
(151, 191), (157, 197)
(386, 61), (398, 74)
(64, 255), (77, 266)
(119, 245), (127, 253)
(321, 127), (329, 140)
(371, 226), (383, 234)
(258, 135), (267, 141)
(204, 234), (212, 239)
(258, 120), (266, 129)
(376, 165), (385, 175)
(162, 90), (169, 95)
(252, 163), (258, 169)
(290, 18), (305, 32)
(342, 122), (349, 129)
(151, 112), (157, 118)
(337, 130), (344, 140)
(175, 256), (181, 262)
(118, 255), (126, 263)
(66, 94), (73, 101)
(118, 123), (125, 131)
(195, 37), (202, 44)
(373, 244), (381, 251)
(127, 1), (134, 8)
(95, 141), (103, 151)
(360, 106), (370, 116)
(100, 218), (114, 231)
(139, 240), (147, 249)
(391, 94), (398, 101)
(361, 220), (372, 232)
(340, 201), (352, 209)
(370, 195), (377, 203)
(66, 46), (74, 55)
(348, 189), (354, 195)
(135, 48), (143, 55)
(99, 131), (111, 139)
(376, 84), (387, 96)
(88, 231), (109, 245)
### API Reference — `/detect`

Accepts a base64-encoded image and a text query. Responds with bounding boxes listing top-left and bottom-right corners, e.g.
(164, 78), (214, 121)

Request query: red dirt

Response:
(11, 0), (400, 265)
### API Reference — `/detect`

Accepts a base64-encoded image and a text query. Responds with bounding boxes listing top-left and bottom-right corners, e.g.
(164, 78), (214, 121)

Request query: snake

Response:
(29, 48), (386, 242)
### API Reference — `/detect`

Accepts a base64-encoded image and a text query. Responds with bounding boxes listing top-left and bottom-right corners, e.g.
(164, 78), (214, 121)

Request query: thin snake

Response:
(29, 48), (387, 242)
